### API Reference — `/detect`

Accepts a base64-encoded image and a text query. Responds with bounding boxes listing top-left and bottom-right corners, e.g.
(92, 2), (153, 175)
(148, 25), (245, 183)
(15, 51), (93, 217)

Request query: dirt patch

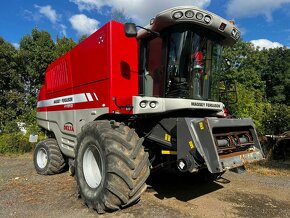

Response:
(223, 192), (290, 218)
(1, 154), (290, 217)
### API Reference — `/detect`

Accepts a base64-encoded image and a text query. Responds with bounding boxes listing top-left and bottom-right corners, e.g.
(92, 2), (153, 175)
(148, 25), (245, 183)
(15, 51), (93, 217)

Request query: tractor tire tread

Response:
(132, 152), (149, 179)
(75, 120), (150, 214)
(33, 138), (66, 175)
(107, 168), (134, 189)
(130, 138), (144, 159)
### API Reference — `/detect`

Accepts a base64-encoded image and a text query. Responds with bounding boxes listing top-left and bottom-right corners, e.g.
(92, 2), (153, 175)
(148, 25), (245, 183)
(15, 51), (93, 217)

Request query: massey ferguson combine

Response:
(34, 6), (264, 213)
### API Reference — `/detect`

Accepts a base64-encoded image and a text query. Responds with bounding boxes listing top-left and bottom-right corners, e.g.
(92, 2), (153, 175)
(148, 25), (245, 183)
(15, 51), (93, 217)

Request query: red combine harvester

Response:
(34, 6), (264, 213)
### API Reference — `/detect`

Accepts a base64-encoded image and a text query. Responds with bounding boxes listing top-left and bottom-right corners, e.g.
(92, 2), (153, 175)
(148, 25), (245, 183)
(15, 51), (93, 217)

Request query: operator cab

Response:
(132, 6), (240, 102)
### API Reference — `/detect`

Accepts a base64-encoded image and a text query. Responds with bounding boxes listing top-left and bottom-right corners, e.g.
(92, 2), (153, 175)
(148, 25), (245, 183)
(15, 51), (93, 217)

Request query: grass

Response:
(245, 160), (290, 177)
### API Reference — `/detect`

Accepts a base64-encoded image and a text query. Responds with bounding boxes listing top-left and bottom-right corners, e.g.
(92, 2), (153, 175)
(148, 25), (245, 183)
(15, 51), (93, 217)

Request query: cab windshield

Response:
(140, 24), (223, 101)
(166, 26), (222, 100)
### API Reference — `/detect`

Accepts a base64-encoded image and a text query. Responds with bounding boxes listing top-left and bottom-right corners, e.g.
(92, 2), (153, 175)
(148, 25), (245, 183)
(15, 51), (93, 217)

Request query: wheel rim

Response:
(37, 148), (48, 169)
(83, 145), (102, 189)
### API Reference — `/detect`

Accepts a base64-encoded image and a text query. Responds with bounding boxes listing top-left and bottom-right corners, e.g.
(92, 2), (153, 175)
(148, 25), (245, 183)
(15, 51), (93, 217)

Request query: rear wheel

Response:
(75, 121), (150, 213)
(33, 138), (66, 175)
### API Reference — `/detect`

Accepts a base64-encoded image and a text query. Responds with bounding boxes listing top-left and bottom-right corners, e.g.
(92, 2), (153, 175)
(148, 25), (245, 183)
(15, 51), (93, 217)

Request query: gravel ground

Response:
(0, 154), (290, 218)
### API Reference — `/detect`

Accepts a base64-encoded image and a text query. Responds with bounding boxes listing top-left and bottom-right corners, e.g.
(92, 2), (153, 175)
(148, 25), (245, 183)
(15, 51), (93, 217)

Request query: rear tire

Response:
(33, 138), (66, 175)
(75, 121), (150, 213)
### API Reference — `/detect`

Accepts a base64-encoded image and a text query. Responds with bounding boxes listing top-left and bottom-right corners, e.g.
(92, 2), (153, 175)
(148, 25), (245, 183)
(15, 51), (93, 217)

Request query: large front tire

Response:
(33, 138), (66, 175)
(75, 121), (150, 213)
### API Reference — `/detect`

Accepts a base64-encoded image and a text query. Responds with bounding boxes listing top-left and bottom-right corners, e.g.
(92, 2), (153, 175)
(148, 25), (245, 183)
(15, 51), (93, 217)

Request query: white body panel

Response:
(37, 108), (108, 157)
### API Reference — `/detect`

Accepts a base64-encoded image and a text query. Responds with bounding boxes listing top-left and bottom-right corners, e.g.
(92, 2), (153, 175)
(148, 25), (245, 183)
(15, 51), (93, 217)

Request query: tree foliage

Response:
(0, 28), (80, 135)
(261, 47), (290, 105)
(263, 104), (290, 135)
(223, 40), (289, 135)
(19, 28), (56, 97)
(0, 37), (21, 92)
(55, 36), (77, 58)
(0, 28), (81, 152)
(0, 37), (25, 131)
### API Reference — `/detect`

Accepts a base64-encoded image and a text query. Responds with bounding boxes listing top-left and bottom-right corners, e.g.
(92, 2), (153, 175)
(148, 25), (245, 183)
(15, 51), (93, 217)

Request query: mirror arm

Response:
(135, 25), (160, 37)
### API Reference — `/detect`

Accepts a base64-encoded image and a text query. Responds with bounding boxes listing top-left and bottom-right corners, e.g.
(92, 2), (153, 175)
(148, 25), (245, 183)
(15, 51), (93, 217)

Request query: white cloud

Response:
(69, 14), (100, 35)
(32, 5), (67, 37)
(59, 24), (67, 37)
(69, 0), (107, 11)
(226, 0), (290, 22)
(70, 0), (211, 24)
(34, 5), (59, 24)
(23, 9), (41, 22)
(250, 39), (284, 50)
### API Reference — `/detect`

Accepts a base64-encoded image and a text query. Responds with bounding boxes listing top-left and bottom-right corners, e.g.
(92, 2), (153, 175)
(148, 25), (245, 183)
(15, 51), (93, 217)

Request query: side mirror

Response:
(222, 58), (232, 72)
(225, 58), (232, 67)
(124, 23), (137, 37)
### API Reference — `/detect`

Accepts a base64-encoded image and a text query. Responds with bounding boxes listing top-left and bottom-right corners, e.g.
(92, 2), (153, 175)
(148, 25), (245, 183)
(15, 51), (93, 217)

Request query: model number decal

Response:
(206, 103), (221, 108)
(54, 97), (73, 104)
(191, 102), (221, 109)
(64, 122), (74, 132)
(62, 97), (73, 103)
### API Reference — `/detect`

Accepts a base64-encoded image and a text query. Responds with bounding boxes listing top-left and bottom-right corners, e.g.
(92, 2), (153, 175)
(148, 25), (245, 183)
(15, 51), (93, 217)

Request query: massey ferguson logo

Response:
(64, 122), (74, 132)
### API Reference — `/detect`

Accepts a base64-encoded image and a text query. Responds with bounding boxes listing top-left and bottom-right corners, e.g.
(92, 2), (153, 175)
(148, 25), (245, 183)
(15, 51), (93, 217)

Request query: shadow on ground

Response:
(146, 168), (225, 202)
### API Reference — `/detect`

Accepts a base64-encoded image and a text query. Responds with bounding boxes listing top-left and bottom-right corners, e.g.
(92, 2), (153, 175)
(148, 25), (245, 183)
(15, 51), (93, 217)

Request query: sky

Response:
(1, 0), (290, 50)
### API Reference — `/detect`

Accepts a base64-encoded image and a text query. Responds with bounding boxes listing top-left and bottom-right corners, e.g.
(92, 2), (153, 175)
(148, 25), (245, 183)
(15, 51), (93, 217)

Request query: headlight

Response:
(185, 10), (194, 18)
(196, 12), (203, 20)
(173, 11), (183, 19)
(139, 101), (147, 108)
(204, 15), (211, 24)
(149, 101), (158, 108)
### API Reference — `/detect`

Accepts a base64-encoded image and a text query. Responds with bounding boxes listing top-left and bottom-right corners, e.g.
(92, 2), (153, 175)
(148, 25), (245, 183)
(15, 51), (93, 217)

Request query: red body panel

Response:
(37, 21), (138, 114)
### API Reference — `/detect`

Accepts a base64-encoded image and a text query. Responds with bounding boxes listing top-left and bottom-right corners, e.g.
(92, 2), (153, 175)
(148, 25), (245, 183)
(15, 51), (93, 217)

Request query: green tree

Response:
(54, 36), (76, 58)
(223, 40), (266, 90)
(19, 28), (55, 101)
(0, 37), (24, 131)
(261, 47), (290, 105)
(233, 84), (267, 134)
(263, 104), (290, 134)
(223, 40), (290, 134)
(78, 34), (87, 43)
(223, 40), (268, 134)
(0, 37), (22, 94)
